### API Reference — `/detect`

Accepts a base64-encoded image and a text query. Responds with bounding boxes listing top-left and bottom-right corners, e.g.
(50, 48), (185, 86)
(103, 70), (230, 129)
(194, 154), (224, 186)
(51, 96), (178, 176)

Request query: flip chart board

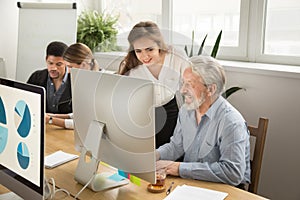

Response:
(16, 2), (77, 82)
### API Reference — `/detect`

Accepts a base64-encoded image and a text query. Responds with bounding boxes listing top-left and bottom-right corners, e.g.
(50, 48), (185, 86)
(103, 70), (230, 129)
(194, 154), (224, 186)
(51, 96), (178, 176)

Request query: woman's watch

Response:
(49, 116), (53, 124)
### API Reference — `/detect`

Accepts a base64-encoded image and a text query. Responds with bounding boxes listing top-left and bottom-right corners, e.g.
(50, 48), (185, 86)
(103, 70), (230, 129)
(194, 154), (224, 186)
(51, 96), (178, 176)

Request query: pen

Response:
(166, 181), (174, 195)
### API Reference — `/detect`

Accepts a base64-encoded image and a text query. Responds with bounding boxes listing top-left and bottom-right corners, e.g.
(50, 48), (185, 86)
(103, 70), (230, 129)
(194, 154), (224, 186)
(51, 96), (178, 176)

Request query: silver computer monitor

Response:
(71, 68), (156, 192)
(0, 78), (45, 199)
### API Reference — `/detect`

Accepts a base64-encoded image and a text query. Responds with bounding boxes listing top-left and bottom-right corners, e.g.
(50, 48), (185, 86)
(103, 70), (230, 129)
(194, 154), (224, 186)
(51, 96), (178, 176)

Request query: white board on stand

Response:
(16, 2), (77, 82)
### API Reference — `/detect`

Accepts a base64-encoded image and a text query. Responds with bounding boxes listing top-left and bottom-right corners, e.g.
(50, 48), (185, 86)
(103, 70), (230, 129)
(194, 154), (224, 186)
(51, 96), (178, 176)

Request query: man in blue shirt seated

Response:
(156, 55), (250, 187)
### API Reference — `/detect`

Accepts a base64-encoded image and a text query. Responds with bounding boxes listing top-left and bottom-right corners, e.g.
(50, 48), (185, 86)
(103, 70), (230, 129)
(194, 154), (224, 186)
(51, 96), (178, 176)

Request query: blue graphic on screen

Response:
(17, 142), (30, 169)
(0, 97), (8, 153)
(14, 100), (31, 138)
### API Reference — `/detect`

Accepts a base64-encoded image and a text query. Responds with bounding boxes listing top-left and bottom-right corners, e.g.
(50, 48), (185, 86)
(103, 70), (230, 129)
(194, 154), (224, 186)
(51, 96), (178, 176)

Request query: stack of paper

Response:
(164, 184), (228, 200)
(45, 150), (78, 169)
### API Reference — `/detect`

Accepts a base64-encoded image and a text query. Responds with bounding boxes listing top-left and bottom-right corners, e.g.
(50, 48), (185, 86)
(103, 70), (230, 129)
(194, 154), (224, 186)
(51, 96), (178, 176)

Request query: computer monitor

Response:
(71, 68), (156, 191)
(0, 78), (45, 199)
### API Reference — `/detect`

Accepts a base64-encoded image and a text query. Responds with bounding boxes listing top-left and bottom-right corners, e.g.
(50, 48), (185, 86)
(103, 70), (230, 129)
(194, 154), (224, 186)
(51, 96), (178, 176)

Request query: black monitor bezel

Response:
(0, 77), (45, 196)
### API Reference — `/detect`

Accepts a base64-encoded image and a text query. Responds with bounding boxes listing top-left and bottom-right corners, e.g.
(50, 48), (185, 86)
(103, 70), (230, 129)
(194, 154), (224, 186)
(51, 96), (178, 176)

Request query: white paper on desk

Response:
(45, 150), (78, 169)
(164, 184), (228, 200)
(0, 192), (23, 200)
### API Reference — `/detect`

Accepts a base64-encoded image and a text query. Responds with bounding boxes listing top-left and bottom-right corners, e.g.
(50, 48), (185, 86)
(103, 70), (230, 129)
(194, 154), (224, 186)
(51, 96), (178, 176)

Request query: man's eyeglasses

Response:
(180, 80), (207, 89)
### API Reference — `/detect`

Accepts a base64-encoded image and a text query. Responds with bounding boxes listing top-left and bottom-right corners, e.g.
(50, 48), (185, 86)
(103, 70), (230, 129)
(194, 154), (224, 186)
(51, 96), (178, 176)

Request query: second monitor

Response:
(71, 68), (156, 191)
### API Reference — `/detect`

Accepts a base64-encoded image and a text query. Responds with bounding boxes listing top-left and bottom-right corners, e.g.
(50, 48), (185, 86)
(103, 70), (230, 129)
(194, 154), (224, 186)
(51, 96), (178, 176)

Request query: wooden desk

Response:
(44, 125), (269, 200)
(1, 125), (268, 199)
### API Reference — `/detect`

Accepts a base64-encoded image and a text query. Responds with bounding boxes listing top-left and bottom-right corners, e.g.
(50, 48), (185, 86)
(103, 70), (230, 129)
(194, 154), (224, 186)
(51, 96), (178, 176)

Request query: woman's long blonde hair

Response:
(63, 43), (100, 71)
(118, 21), (168, 75)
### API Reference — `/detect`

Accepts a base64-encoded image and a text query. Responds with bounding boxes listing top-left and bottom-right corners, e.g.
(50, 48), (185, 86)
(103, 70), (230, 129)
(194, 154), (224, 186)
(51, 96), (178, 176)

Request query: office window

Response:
(101, 0), (162, 49)
(102, 0), (245, 56)
(99, 0), (300, 66)
(101, 0), (162, 34)
(172, 0), (247, 60)
(173, 0), (241, 47)
(264, 0), (300, 57)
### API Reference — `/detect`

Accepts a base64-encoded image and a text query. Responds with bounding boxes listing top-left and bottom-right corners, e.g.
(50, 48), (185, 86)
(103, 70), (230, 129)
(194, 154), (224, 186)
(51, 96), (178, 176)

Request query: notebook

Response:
(45, 150), (78, 169)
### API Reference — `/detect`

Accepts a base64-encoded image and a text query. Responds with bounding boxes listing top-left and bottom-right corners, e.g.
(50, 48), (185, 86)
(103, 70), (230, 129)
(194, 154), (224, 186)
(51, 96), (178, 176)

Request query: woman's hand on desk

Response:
(45, 113), (74, 129)
(45, 113), (52, 124)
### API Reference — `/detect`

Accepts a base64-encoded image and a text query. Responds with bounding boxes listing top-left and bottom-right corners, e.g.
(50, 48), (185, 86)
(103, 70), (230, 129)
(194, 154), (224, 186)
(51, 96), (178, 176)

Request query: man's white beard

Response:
(183, 92), (206, 111)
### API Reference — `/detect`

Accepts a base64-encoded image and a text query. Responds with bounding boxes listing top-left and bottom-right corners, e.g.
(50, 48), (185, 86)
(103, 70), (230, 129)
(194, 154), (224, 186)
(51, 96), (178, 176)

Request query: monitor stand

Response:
(74, 120), (129, 191)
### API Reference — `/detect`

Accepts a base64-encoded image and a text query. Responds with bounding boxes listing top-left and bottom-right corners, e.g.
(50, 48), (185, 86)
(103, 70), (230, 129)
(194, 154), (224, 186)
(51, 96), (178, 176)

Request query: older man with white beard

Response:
(156, 55), (251, 188)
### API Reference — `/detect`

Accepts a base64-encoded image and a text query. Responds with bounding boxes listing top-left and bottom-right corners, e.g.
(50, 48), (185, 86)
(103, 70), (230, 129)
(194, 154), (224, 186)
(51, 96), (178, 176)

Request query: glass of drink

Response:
(147, 169), (167, 193)
(153, 169), (166, 187)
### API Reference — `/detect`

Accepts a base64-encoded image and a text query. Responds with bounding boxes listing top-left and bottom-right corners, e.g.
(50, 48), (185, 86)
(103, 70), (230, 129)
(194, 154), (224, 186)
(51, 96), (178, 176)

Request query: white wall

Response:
(0, 0), (18, 79)
(222, 61), (300, 200)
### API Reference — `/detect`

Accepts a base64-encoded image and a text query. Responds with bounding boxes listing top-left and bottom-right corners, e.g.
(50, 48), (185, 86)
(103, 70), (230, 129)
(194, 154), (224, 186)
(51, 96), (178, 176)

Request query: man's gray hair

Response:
(189, 55), (226, 97)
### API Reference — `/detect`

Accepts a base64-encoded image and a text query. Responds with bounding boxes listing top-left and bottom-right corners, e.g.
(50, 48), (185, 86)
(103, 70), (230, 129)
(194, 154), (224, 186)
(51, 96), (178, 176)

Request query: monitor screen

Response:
(0, 78), (45, 199)
(71, 68), (156, 191)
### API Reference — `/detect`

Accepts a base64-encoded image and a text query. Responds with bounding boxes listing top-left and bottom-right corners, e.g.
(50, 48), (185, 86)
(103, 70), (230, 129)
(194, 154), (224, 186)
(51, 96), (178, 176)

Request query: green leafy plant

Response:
(222, 86), (244, 98)
(184, 30), (244, 99)
(77, 10), (120, 52)
(184, 30), (222, 58)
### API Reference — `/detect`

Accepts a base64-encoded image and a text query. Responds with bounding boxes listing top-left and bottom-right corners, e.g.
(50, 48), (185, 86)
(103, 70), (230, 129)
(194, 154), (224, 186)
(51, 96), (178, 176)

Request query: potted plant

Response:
(77, 10), (120, 52)
(184, 30), (244, 98)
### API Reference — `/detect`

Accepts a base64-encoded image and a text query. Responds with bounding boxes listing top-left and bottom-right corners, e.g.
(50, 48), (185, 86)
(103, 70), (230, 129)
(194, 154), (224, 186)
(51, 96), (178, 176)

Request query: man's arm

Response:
(156, 110), (185, 161)
(178, 121), (249, 186)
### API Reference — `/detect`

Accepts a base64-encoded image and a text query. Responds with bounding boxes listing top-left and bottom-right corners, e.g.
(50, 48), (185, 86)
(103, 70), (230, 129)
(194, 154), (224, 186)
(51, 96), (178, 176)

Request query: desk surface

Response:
(1, 125), (269, 200)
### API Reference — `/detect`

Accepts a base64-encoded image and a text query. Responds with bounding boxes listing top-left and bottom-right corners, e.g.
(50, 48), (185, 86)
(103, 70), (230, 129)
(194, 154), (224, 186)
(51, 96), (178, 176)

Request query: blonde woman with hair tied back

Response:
(119, 21), (190, 148)
(63, 42), (100, 71)
(45, 43), (101, 129)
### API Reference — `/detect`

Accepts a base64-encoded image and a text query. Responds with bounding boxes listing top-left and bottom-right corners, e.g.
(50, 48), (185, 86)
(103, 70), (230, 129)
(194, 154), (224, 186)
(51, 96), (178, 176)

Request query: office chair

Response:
(248, 117), (269, 194)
